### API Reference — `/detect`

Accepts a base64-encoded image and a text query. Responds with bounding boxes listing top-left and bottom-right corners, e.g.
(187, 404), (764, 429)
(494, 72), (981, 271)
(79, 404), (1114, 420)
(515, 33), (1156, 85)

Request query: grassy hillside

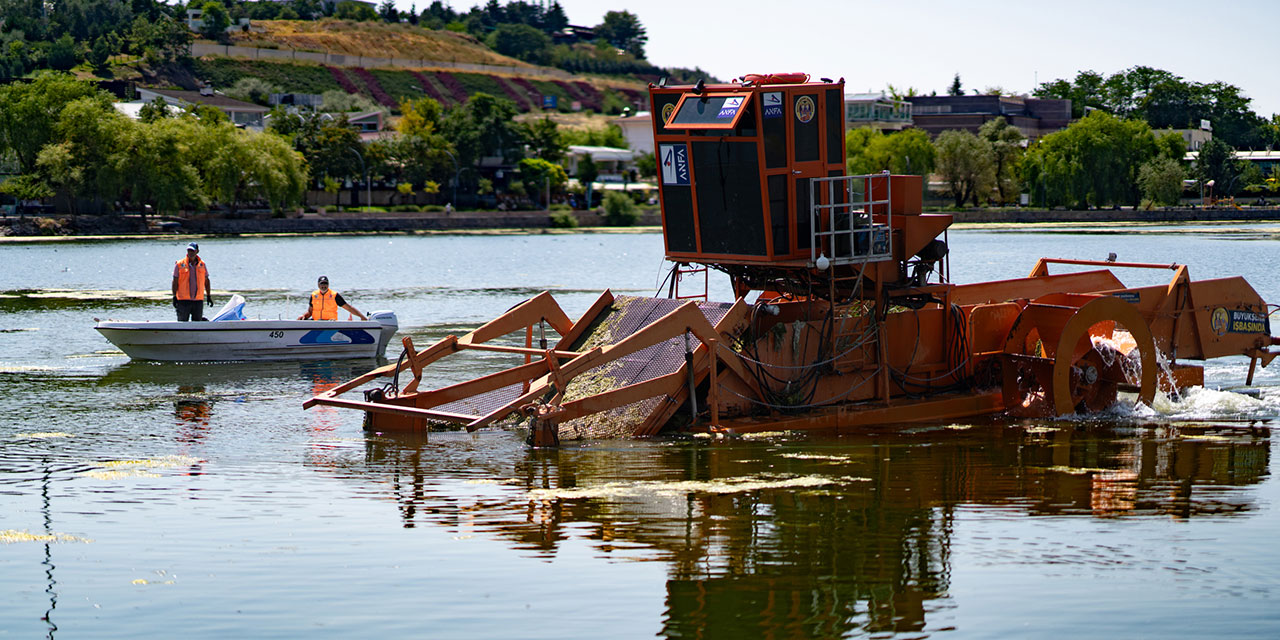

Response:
(184, 20), (653, 115)
(228, 20), (532, 68)
(189, 58), (649, 115)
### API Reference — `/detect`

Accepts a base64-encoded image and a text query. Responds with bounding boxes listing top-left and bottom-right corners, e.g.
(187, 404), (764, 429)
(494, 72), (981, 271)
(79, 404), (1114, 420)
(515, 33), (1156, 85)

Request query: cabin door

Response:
(789, 91), (826, 254)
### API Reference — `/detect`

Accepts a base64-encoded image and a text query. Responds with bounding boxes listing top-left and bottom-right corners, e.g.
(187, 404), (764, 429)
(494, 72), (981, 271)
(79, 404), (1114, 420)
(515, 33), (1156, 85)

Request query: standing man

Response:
(172, 242), (212, 322)
(299, 276), (367, 321)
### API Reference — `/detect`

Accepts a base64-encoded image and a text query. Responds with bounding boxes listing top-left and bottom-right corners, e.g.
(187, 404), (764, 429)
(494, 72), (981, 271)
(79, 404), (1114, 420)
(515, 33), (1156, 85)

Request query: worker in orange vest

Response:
(299, 276), (367, 321)
(171, 242), (212, 322)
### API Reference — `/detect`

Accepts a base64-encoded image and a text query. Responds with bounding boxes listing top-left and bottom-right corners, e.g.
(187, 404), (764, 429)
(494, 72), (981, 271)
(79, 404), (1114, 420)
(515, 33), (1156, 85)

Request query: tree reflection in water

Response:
(306, 422), (1269, 637)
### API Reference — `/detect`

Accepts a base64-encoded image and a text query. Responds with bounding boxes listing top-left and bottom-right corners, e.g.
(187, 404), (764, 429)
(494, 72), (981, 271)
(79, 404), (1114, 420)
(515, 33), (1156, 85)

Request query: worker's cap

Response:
(317, 276), (329, 284)
(186, 242), (199, 252)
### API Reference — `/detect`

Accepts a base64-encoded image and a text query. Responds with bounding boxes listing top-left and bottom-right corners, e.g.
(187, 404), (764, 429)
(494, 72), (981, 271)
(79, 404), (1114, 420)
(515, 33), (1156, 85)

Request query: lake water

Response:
(2, 225), (1280, 638)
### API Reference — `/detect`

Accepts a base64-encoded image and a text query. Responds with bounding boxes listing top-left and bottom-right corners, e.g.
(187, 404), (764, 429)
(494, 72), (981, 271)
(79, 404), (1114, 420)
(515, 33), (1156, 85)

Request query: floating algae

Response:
(78, 455), (202, 480)
(779, 453), (853, 462)
(527, 473), (866, 501)
(0, 530), (92, 544)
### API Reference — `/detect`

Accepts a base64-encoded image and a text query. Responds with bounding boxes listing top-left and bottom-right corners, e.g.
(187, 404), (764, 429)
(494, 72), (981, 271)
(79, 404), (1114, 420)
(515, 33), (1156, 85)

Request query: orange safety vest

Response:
(310, 289), (338, 320)
(174, 258), (207, 301)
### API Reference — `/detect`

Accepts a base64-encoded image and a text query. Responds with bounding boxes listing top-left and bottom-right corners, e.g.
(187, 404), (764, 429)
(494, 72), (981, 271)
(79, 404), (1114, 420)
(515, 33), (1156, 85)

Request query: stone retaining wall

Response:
(950, 207), (1280, 224)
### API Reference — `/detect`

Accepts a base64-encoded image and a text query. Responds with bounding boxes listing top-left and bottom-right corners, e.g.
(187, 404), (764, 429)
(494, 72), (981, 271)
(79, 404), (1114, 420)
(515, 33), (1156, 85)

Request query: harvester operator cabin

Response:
(649, 74), (929, 297)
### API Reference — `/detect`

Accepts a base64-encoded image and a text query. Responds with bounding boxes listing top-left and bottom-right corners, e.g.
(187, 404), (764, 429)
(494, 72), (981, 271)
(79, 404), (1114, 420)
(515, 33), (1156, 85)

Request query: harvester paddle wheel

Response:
(1001, 295), (1156, 417)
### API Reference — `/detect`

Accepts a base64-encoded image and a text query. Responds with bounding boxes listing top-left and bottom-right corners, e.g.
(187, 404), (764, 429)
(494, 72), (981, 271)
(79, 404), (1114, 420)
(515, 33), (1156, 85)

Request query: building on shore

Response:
(611, 111), (654, 155)
(906, 94), (1071, 140)
(844, 93), (913, 131)
(122, 87), (269, 130)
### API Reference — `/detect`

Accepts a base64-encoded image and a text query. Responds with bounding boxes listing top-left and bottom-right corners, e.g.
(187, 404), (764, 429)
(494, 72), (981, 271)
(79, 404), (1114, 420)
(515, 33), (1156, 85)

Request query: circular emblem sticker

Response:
(661, 103), (676, 125)
(1210, 307), (1229, 336)
(795, 96), (815, 123)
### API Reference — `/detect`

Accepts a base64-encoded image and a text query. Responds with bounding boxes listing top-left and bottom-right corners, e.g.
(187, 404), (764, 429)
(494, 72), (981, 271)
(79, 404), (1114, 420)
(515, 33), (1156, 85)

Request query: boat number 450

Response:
(269, 331), (285, 339)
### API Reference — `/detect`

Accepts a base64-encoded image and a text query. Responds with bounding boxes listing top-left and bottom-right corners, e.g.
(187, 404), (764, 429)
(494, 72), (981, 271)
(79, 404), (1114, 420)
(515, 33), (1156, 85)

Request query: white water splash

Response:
(1089, 386), (1280, 421)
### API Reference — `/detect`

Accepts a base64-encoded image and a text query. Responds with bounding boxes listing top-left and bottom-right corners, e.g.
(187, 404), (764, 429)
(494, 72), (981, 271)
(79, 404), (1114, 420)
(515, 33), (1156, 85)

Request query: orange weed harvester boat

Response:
(306, 76), (1280, 445)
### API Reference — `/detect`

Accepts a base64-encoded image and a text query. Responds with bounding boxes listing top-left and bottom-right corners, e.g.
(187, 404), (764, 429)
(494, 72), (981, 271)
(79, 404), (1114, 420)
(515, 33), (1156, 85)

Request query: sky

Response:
(400, 0), (1280, 118)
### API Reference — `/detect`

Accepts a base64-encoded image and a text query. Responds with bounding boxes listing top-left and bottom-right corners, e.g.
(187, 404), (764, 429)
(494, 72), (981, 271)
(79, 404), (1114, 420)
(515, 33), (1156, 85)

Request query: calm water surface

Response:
(2, 225), (1279, 638)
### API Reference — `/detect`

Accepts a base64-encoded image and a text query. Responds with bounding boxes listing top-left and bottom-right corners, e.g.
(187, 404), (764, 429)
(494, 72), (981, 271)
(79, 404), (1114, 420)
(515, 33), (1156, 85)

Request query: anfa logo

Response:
(1211, 307), (1229, 336)
(660, 143), (690, 186)
(795, 96), (815, 123)
(762, 92), (783, 119)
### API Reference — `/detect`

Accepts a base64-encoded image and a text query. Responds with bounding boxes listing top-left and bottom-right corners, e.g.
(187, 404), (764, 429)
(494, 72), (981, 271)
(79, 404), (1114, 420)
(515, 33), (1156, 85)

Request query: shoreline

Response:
(4, 207), (1280, 243)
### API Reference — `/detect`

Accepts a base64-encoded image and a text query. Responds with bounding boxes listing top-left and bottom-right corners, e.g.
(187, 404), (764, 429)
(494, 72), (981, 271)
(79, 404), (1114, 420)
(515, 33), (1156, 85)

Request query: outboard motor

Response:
(368, 310), (399, 358)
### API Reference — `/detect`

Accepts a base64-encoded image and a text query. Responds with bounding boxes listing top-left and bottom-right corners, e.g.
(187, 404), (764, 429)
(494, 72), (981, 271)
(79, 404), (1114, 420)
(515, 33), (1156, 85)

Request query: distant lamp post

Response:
(441, 149), (459, 207)
(348, 146), (369, 209)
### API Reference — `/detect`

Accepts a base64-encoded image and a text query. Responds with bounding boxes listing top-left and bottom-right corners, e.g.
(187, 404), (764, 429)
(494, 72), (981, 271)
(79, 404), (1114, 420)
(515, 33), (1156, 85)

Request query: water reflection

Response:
(314, 423), (1269, 637)
(40, 459), (58, 640)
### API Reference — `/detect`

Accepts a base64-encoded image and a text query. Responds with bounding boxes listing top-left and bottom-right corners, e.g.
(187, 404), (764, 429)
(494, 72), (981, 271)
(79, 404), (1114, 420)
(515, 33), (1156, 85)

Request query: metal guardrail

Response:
(809, 172), (893, 267)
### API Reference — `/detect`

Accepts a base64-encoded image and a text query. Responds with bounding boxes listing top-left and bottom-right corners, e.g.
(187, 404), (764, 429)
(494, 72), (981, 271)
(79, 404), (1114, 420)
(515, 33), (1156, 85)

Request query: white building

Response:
(134, 87), (269, 129)
(566, 145), (639, 181)
(610, 111), (654, 155)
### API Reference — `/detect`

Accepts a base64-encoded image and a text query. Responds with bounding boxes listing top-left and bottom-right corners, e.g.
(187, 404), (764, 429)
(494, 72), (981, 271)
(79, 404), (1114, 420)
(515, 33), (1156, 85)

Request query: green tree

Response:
(396, 96), (442, 138)
(977, 117), (1025, 204)
(440, 92), (522, 168)
(138, 97), (171, 123)
(1035, 66), (1271, 147)
(46, 34), (80, 70)
(845, 127), (881, 174)
(1154, 131), (1188, 160)
(517, 157), (567, 207)
(36, 94), (129, 212)
(544, 1), (569, 32)
(863, 128), (936, 177)
(367, 131), (453, 190)
(488, 22), (551, 64)
(634, 151), (655, 179)
(934, 129), (993, 207)
(198, 1), (231, 40)
(335, 1), (377, 21)
(226, 77), (282, 106)
(601, 190), (638, 226)
(1034, 70), (1107, 118)
(1136, 156), (1185, 206)
(321, 89), (383, 114)
(1195, 137), (1238, 197)
(594, 10), (647, 58)
(1021, 111), (1158, 208)
(520, 116), (565, 163)
(948, 73), (963, 96)
(86, 35), (111, 69)
(378, 0), (398, 22)
(576, 153), (598, 206)
(191, 124), (307, 214)
(0, 72), (107, 172)
(112, 117), (207, 214)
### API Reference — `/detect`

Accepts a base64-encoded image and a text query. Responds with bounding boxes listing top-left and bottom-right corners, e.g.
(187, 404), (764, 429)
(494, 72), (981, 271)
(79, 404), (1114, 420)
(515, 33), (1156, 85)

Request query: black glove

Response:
(172, 296), (178, 308)
(205, 295), (213, 306)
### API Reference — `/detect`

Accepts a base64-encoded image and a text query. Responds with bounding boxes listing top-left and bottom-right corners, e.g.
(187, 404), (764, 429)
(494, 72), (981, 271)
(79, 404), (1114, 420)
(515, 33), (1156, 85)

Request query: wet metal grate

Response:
(558, 296), (735, 439)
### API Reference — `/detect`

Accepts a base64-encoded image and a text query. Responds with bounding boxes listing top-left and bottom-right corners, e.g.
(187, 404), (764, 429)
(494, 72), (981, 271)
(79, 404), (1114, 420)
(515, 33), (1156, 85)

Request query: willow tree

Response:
(191, 124), (307, 214)
(1021, 111), (1158, 208)
(935, 129), (993, 207)
(977, 117), (1025, 205)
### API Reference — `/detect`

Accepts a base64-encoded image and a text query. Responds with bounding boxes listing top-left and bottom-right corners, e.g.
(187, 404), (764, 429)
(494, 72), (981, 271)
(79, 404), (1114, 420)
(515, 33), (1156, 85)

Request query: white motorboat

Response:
(95, 295), (399, 362)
